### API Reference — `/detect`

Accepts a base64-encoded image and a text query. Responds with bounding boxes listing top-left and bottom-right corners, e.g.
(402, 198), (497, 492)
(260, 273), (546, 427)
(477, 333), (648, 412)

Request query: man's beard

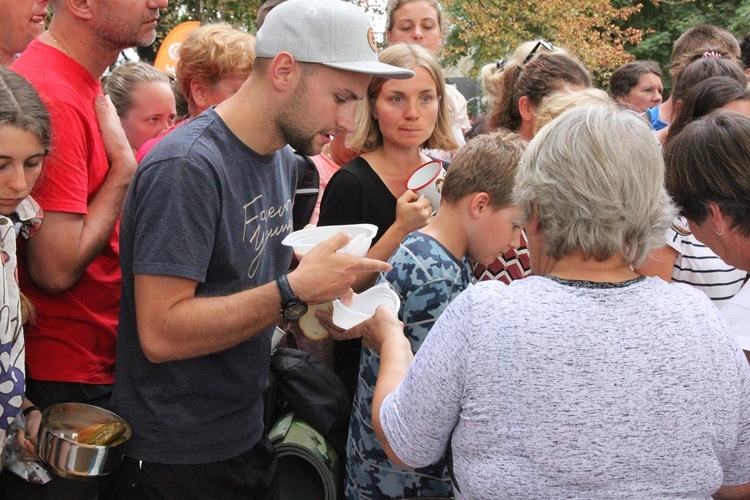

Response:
(274, 78), (325, 156)
(95, 12), (158, 52)
(277, 115), (316, 156)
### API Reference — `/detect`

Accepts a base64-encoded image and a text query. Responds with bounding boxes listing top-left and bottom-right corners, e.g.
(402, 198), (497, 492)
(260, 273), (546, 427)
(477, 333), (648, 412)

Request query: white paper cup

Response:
(406, 160), (446, 212)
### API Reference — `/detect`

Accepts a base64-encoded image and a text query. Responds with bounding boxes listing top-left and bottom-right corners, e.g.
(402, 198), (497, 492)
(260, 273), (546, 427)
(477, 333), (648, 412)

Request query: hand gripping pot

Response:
(36, 403), (132, 479)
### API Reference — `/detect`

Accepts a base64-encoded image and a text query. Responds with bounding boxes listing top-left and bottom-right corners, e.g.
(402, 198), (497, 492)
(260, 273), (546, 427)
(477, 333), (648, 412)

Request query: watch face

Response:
(283, 302), (308, 321)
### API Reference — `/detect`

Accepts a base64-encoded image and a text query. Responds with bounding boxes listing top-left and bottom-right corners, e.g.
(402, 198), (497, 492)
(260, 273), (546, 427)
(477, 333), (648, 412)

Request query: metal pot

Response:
(35, 403), (131, 479)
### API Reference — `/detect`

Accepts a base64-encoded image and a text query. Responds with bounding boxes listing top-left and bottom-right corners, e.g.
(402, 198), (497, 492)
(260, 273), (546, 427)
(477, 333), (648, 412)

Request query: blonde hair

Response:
(103, 62), (172, 118)
(348, 44), (458, 152)
(176, 23), (255, 103)
(535, 88), (614, 133)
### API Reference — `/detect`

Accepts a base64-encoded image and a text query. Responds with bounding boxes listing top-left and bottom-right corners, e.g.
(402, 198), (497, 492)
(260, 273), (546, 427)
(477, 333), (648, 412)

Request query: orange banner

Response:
(154, 21), (200, 76)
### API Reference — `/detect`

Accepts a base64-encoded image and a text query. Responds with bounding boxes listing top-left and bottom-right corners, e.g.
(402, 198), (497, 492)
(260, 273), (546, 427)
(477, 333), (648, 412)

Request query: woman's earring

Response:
(716, 226), (725, 236)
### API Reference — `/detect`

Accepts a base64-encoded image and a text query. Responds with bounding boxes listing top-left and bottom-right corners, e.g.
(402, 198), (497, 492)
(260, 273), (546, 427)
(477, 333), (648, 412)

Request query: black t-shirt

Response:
(318, 157), (396, 244)
(318, 157), (398, 399)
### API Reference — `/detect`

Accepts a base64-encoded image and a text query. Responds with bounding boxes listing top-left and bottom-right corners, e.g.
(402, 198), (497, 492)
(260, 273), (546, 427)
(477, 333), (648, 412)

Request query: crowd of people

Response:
(0, 0), (750, 498)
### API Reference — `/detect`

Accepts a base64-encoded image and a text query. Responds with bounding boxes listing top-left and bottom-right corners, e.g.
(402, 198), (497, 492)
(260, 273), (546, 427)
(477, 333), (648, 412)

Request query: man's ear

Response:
(268, 52), (298, 92)
(470, 192), (490, 218)
(68, 0), (94, 20)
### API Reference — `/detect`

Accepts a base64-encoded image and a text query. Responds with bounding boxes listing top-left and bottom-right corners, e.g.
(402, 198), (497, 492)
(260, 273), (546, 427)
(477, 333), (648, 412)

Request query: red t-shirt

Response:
(12, 40), (119, 384)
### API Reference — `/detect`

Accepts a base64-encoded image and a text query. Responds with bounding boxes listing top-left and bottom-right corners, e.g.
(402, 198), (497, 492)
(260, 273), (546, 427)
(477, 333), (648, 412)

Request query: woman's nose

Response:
(8, 168), (28, 193)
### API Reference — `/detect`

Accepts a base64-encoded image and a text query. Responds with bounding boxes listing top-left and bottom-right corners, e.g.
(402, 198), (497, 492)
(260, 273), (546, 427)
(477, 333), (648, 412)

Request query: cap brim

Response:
(322, 61), (414, 80)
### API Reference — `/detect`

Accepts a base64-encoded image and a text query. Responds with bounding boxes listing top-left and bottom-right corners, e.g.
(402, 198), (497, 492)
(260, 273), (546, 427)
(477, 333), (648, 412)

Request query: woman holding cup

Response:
(318, 42), (457, 399)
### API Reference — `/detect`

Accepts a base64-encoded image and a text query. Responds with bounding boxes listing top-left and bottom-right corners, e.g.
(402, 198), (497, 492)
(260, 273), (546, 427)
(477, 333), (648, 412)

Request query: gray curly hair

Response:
(514, 104), (675, 267)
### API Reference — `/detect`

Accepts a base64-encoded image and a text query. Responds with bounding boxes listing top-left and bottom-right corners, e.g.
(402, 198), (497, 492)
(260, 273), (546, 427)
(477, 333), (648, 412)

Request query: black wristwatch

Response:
(276, 274), (308, 320)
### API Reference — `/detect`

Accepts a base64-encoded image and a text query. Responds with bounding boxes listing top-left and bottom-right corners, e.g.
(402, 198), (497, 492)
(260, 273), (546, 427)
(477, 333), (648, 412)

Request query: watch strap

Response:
(276, 274), (298, 305)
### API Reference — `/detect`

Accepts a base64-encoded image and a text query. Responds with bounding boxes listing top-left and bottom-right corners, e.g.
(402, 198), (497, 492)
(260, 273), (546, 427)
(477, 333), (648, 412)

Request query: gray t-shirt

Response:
(113, 109), (295, 464)
(381, 275), (750, 498)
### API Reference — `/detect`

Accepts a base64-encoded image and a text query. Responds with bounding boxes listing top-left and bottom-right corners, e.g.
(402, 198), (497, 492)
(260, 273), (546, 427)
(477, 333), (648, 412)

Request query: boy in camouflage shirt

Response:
(344, 131), (528, 498)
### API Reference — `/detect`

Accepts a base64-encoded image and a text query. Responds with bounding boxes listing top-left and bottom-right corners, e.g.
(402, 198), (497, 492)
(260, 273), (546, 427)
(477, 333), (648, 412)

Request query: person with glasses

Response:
(467, 39), (570, 142)
(471, 48), (589, 285)
(489, 50), (591, 140)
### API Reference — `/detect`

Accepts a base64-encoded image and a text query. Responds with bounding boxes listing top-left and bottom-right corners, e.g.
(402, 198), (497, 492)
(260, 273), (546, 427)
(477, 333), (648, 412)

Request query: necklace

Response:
(47, 31), (73, 59)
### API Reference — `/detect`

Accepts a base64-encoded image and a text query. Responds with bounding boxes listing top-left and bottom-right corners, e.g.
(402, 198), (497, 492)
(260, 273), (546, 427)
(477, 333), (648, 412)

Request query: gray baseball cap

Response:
(255, 0), (414, 80)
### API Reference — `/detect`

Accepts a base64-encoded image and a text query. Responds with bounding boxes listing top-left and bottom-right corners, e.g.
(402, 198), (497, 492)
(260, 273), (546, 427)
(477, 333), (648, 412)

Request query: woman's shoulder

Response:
(338, 156), (374, 176)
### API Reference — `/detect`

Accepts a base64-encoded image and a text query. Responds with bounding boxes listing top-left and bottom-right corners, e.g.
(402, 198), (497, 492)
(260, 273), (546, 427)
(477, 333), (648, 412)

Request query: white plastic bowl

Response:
(332, 283), (401, 330)
(281, 224), (378, 257)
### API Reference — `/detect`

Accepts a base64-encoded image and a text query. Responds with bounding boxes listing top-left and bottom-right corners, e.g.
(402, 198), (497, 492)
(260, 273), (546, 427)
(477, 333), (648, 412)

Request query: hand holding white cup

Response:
(406, 160), (446, 213)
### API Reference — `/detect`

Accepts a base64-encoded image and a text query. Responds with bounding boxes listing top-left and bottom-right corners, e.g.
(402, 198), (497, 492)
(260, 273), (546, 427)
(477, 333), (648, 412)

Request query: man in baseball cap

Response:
(111, 0), (408, 497)
(255, 0), (414, 79)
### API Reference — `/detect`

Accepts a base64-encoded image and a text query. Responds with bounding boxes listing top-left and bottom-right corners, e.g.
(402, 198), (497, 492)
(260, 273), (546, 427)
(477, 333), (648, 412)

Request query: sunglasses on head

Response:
(523, 39), (555, 64)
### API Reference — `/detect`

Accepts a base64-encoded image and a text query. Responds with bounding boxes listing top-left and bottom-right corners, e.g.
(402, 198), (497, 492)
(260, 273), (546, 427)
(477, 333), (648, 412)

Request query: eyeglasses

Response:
(523, 39), (555, 64)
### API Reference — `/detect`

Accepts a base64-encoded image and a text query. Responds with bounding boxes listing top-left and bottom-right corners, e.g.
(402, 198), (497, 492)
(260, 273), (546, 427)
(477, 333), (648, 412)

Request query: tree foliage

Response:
(616, 0), (750, 90)
(137, 0), (750, 90)
(440, 0), (644, 84)
(136, 0), (264, 62)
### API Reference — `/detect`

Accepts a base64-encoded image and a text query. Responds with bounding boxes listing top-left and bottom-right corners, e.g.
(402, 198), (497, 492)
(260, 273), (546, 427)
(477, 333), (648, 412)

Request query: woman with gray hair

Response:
(346, 105), (750, 497)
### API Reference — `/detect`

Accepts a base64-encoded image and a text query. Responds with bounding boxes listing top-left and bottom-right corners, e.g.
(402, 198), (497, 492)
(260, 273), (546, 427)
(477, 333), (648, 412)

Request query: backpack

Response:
(263, 347), (351, 460)
(292, 152), (320, 231)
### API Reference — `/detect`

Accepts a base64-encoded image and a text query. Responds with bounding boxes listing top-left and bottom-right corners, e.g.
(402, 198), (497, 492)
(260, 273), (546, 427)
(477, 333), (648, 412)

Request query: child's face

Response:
(468, 204), (525, 266)
(119, 80), (176, 153)
(0, 124), (44, 216)
(373, 66), (439, 151)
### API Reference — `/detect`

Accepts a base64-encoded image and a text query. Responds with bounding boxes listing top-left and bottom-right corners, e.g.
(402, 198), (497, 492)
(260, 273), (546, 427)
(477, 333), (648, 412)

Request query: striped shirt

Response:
(666, 224), (747, 307)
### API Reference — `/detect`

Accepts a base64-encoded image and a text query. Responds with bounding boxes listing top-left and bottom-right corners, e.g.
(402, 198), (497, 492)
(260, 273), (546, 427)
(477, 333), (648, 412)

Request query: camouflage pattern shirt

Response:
(344, 231), (472, 499)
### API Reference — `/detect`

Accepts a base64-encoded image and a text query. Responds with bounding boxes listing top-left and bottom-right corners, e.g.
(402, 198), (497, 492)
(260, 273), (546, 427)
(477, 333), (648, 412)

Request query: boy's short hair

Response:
(441, 130), (526, 208)
(669, 24), (741, 79)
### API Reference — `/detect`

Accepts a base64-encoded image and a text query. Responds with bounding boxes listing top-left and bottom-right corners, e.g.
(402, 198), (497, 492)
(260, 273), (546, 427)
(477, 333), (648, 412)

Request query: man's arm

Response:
(25, 95), (135, 293)
(136, 232), (391, 363)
